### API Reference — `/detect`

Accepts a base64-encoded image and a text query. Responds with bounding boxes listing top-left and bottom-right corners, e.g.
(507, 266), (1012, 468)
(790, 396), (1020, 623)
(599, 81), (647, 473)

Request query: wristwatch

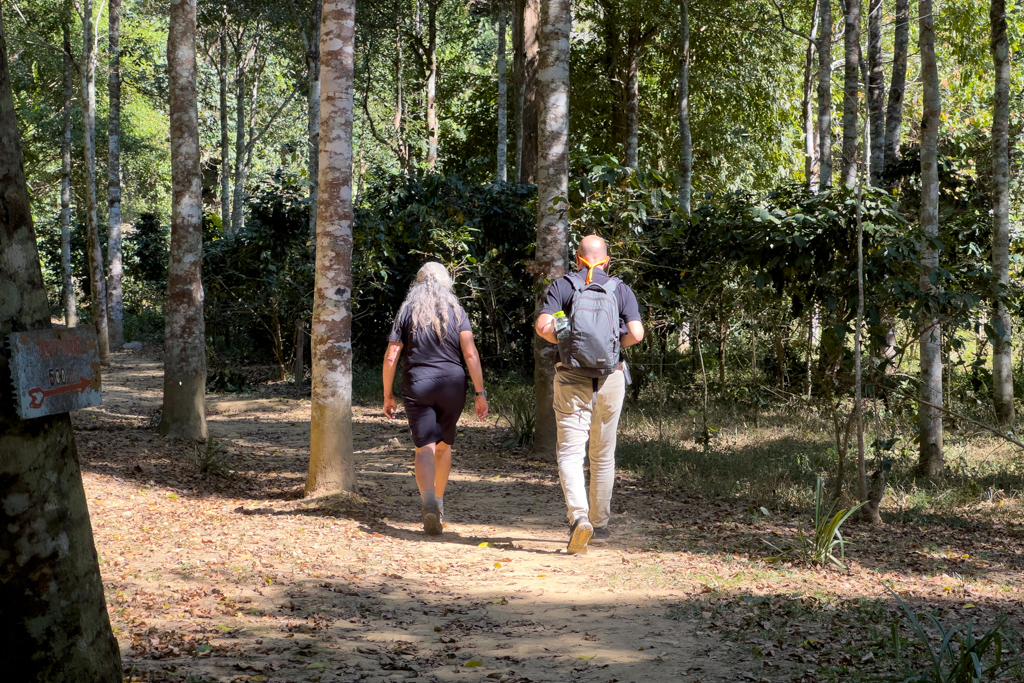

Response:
(475, 389), (487, 397)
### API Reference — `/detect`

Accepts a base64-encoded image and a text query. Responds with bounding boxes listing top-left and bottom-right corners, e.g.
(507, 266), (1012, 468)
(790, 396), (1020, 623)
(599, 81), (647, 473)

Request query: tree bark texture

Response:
(307, 0), (356, 496)
(841, 0), (861, 187)
(513, 0), (539, 183)
(866, 0), (885, 186)
(990, 0), (1014, 426)
(678, 0), (691, 213)
(231, 55), (248, 233)
(305, 0), (323, 245)
(61, 17), (76, 328)
(0, 9), (123, 678)
(532, 0), (570, 460)
(159, 0), (208, 441)
(107, 0), (124, 349)
(817, 0), (833, 188)
(425, 1), (439, 169)
(802, 0), (820, 191)
(623, 30), (641, 169)
(219, 24), (231, 232)
(883, 0), (909, 173)
(917, 0), (943, 475)
(82, 0), (110, 363)
(497, 0), (508, 181)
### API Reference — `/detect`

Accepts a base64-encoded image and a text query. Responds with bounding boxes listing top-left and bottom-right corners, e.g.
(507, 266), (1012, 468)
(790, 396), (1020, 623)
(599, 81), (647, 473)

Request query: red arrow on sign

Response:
(28, 376), (92, 409)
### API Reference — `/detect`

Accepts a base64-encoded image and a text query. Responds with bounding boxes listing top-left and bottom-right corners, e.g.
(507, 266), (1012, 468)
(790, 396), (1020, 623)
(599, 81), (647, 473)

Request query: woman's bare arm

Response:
(460, 330), (488, 419)
(382, 341), (403, 418)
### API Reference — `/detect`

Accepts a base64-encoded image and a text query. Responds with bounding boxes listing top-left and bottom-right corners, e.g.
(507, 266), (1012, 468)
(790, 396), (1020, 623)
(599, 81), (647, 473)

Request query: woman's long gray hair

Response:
(396, 262), (460, 341)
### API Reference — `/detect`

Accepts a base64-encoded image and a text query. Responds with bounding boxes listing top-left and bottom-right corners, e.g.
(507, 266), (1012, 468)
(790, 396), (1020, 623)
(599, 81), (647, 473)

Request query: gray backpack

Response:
(556, 273), (621, 376)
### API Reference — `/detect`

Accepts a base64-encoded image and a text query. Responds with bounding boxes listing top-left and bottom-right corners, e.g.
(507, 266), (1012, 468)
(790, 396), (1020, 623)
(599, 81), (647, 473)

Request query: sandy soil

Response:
(79, 347), (770, 683)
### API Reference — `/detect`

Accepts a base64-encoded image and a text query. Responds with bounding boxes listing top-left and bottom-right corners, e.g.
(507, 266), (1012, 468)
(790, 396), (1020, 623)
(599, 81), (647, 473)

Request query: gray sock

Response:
(437, 497), (444, 514)
(422, 491), (437, 507)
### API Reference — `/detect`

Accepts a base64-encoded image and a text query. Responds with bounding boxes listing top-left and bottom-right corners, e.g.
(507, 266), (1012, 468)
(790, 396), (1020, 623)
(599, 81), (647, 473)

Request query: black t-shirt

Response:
(540, 267), (641, 336)
(388, 305), (472, 382)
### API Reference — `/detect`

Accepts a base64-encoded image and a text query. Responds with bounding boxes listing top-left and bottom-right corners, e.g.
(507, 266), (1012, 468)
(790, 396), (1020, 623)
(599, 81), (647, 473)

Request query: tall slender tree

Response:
(107, 0), (125, 349)
(424, 0), (439, 168)
(0, 7), (122, 677)
(513, 0), (539, 182)
(219, 11), (231, 231)
(61, 11), (77, 328)
(817, 0), (833, 188)
(990, 0), (1013, 426)
(866, 0), (884, 186)
(532, 0), (571, 458)
(883, 0), (909, 174)
(306, 0), (356, 496)
(802, 0), (820, 190)
(81, 0), (110, 363)
(159, 0), (208, 441)
(230, 31), (260, 233)
(678, 0), (691, 213)
(840, 0), (861, 187)
(918, 0), (943, 475)
(496, 0), (508, 181)
(302, 0), (323, 244)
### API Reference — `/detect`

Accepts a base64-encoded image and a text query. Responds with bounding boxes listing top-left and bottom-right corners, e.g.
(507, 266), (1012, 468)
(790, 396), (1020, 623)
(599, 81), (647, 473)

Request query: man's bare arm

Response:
(621, 320), (644, 348)
(535, 313), (558, 344)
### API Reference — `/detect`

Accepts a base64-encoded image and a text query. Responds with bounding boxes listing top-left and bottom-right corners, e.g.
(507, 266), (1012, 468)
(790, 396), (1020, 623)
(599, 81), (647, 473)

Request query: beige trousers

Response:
(552, 368), (625, 529)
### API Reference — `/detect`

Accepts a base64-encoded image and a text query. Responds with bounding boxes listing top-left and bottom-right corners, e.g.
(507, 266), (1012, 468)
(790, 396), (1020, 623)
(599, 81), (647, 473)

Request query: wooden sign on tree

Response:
(7, 327), (102, 419)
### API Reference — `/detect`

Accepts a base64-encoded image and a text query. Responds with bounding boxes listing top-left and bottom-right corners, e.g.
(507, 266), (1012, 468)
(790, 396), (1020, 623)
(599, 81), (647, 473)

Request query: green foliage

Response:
(204, 173), (314, 371)
(765, 476), (864, 569)
(352, 173), (536, 371)
(490, 378), (536, 448)
(887, 585), (1024, 683)
(192, 439), (234, 476)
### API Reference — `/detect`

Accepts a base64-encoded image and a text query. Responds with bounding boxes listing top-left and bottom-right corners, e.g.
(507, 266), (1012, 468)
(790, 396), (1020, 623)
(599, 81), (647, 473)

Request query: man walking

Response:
(535, 235), (645, 554)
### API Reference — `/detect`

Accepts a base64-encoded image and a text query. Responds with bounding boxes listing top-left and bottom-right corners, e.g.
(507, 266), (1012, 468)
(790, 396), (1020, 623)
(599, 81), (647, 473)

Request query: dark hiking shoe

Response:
(422, 502), (442, 536)
(567, 517), (593, 555)
(590, 526), (610, 544)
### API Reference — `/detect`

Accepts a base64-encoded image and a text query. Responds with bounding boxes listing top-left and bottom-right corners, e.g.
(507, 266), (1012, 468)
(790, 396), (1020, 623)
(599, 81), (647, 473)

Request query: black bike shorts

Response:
(402, 374), (467, 447)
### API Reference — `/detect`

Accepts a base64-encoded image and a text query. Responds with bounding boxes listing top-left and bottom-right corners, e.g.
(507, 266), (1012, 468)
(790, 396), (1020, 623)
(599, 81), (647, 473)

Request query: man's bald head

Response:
(577, 234), (608, 263)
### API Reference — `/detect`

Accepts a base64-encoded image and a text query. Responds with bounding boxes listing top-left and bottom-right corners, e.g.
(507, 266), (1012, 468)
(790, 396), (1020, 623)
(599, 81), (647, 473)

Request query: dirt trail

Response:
(78, 347), (778, 683)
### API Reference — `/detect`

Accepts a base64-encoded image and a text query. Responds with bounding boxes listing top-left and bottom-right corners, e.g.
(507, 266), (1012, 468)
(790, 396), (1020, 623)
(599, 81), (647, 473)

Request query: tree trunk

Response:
(817, 0), (833, 188)
(866, 0), (885, 186)
(82, 0), (110, 363)
(513, 0), (539, 183)
(293, 316), (305, 383)
(990, 0), (1013, 426)
(531, 0), (570, 460)
(305, 0), (322, 246)
(623, 31), (640, 169)
(394, 20), (408, 172)
(678, 0), (691, 213)
(802, 0), (820, 191)
(425, 0), (439, 169)
(883, 0), (909, 174)
(718, 316), (727, 386)
(917, 0), (943, 476)
(0, 9), (123, 677)
(219, 21), (230, 232)
(61, 16), (76, 328)
(307, 0), (356, 496)
(107, 0), (124, 349)
(159, 0), (208, 441)
(841, 0), (861, 187)
(231, 56), (247, 233)
(496, 0), (507, 181)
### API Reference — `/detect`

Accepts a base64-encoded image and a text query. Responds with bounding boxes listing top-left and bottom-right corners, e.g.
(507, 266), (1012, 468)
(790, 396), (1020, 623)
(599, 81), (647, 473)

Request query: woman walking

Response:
(382, 262), (488, 535)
